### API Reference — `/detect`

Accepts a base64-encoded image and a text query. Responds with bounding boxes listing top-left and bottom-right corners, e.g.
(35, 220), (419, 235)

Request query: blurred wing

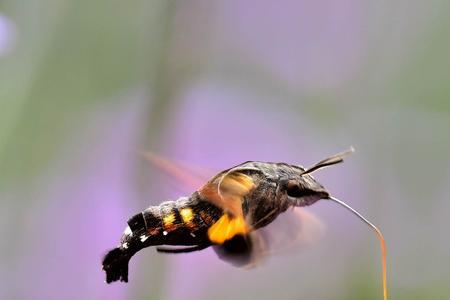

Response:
(212, 232), (265, 267)
(199, 170), (256, 245)
(199, 170), (255, 218)
(140, 151), (212, 190)
(257, 207), (325, 255)
(141, 152), (254, 219)
(142, 152), (256, 245)
(214, 208), (325, 268)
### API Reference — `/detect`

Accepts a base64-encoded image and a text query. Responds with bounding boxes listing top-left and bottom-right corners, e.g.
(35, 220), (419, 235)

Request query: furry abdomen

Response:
(126, 193), (223, 247)
(102, 194), (223, 283)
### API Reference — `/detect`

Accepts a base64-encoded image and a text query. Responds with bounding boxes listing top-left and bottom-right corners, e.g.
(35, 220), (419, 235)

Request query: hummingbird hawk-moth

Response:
(102, 148), (387, 300)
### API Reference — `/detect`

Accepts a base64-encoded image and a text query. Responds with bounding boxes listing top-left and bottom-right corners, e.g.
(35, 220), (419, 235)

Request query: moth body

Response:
(103, 160), (337, 283)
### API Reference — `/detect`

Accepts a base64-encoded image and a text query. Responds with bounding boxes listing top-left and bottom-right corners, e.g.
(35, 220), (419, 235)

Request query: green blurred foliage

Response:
(0, 0), (174, 182)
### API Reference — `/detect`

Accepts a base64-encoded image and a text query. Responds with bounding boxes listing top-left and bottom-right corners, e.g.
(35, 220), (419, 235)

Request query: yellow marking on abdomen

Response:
(208, 214), (248, 244)
(163, 213), (176, 231)
(179, 208), (194, 224)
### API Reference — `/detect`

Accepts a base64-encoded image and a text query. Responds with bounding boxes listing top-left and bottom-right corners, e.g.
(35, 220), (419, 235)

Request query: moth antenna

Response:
(329, 196), (388, 300)
(301, 146), (355, 175)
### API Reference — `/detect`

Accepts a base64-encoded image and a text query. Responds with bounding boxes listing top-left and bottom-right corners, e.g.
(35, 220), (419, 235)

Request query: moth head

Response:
(283, 175), (329, 207)
(283, 147), (354, 207)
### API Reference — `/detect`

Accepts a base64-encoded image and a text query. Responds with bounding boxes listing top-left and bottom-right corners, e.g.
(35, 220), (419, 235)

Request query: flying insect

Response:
(102, 148), (387, 300)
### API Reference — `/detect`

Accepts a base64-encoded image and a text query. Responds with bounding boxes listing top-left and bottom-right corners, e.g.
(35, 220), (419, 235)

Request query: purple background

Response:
(1, 1), (450, 299)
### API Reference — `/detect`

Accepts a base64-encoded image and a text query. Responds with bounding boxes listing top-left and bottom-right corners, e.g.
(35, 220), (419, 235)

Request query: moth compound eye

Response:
(286, 180), (302, 197)
(285, 180), (316, 198)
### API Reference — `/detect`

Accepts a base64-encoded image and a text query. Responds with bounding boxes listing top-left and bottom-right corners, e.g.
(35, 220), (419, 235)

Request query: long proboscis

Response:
(301, 147), (355, 175)
(329, 196), (387, 300)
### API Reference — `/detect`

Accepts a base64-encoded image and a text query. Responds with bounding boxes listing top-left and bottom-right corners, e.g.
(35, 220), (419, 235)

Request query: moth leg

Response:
(156, 244), (210, 254)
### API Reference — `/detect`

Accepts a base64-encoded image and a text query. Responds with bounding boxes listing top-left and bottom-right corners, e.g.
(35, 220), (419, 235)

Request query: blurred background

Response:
(1, 1), (450, 299)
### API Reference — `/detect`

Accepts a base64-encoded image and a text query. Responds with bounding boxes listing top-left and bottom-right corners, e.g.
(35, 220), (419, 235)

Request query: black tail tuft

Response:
(102, 247), (131, 283)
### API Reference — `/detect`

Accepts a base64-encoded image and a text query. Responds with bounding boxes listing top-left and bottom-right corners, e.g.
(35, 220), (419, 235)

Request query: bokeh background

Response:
(1, 1), (450, 299)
